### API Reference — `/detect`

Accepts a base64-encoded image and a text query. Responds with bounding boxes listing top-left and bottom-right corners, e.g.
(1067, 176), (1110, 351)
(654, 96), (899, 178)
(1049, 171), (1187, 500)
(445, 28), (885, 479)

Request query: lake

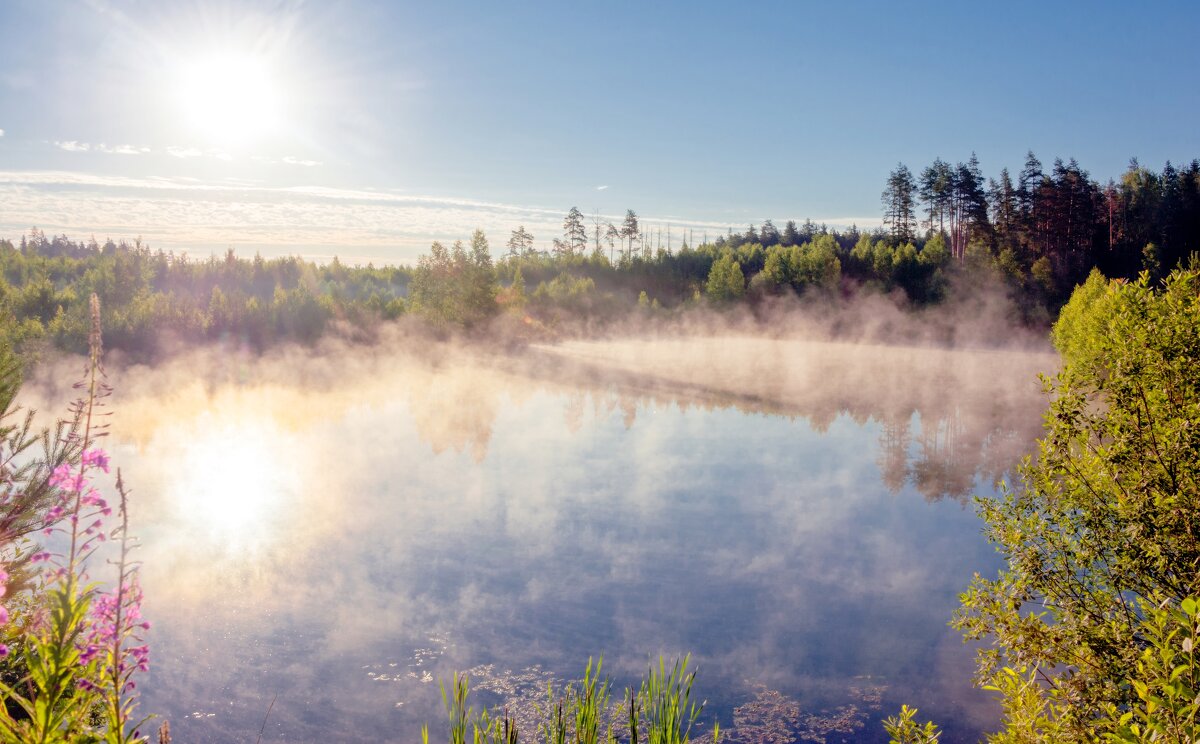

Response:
(47, 335), (1054, 742)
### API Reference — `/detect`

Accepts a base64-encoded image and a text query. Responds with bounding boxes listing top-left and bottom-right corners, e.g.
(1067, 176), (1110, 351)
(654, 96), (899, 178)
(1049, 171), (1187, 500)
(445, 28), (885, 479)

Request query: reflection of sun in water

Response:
(173, 420), (296, 540)
(176, 50), (284, 146)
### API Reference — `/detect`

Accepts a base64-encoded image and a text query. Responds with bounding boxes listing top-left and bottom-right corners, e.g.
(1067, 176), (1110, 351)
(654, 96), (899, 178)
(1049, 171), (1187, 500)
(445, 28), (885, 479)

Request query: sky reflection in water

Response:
(86, 337), (1053, 742)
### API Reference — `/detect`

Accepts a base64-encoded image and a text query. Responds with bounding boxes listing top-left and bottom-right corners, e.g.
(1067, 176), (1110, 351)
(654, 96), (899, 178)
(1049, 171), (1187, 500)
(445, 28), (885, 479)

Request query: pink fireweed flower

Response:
(49, 463), (86, 493)
(79, 643), (102, 665)
(80, 578), (150, 677)
(81, 489), (106, 508)
(0, 644), (8, 658)
(30, 552), (51, 563)
(82, 449), (110, 473)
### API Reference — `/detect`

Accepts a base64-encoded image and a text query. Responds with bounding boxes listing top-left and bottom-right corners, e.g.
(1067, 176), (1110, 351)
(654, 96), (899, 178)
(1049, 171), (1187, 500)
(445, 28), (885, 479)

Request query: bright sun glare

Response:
(177, 50), (283, 146)
(174, 421), (295, 540)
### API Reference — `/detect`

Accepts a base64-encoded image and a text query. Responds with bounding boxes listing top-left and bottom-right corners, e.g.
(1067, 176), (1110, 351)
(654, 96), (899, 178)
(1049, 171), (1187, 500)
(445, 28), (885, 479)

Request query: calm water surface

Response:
(77, 336), (1053, 742)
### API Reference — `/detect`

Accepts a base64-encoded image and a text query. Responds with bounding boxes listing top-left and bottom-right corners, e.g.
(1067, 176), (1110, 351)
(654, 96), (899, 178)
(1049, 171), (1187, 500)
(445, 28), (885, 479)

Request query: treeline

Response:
(880, 153), (1200, 301)
(0, 230), (410, 357)
(487, 153), (1200, 328)
(3, 152), (1197, 355)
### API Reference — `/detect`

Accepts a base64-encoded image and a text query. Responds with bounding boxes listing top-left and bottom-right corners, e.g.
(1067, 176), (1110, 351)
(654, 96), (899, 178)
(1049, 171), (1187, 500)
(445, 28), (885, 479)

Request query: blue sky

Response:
(1, 0), (1197, 263)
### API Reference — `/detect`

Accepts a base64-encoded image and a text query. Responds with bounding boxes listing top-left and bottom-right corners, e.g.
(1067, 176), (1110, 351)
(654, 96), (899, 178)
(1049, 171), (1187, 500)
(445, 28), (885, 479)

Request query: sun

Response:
(176, 50), (284, 147)
(171, 419), (297, 542)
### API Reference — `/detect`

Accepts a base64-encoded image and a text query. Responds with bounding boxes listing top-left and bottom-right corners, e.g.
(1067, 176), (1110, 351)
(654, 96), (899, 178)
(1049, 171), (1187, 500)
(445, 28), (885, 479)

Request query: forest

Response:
(1, 153), (1197, 360)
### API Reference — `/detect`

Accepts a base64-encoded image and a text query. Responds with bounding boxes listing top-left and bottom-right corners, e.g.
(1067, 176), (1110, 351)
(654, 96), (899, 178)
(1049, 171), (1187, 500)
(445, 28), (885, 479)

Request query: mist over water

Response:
(24, 326), (1056, 742)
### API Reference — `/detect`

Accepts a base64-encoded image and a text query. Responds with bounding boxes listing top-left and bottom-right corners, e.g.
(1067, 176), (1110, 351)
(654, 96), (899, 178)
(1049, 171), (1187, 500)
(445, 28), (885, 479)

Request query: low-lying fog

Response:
(22, 318), (1057, 743)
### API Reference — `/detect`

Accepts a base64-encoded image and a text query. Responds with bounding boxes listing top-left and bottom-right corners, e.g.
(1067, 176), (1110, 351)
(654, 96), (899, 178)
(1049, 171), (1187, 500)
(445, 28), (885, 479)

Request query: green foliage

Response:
(704, 252), (744, 303)
(573, 658), (612, 744)
(919, 234), (950, 268)
(532, 273), (603, 312)
(1102, 597), (1200, 742)
(788, 235), (842, 291)
(410, 232), (499, 328)
(0, 343), (81, 549)
(635, 655), (712, 744)
(2, 577), (99, 742)
(538, 657), (614, 744)
(1030, 256), (1054, 293)
(507, 268), (528, 311)
(882, 705), (941, 744)
(954, 266), (1200, 738)
(425, 657), (718, 744)
(0, 235), (413, 358)
(1048, 268), (1115, 370)
(980, 666), (1069, 743)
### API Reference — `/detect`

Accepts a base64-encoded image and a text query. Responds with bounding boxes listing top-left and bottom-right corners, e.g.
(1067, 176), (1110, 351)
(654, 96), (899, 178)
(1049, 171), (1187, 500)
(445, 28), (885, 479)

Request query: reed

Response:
(426, 656), (718, 744)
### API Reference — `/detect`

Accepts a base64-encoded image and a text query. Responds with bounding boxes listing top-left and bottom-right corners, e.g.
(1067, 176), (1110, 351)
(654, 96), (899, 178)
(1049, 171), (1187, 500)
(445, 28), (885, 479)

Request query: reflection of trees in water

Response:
(876, 401), (1044, 502)
(878, 416), (912, 494)
(405, 364), (498, 463)
(909, 409), (973, 501)
(396, 341), (1050, 501)
(563, 392), (585, 434)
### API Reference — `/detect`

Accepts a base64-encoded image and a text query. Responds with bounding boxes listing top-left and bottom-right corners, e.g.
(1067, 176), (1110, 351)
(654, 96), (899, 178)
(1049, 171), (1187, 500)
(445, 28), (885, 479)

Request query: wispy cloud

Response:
(282, 156), (322, 167)
(0, 129), (5, 138)
(166, 146), (231, 161)
(595, 185), (608, 191)
(0, 170), (878, 264)
(96, 143), (148, 155)
(55, 141), (148, 155)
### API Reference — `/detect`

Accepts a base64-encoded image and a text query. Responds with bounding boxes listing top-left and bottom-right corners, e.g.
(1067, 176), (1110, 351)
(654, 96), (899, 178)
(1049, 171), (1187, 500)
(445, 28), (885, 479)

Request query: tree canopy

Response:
(954, 266), (1200, 739)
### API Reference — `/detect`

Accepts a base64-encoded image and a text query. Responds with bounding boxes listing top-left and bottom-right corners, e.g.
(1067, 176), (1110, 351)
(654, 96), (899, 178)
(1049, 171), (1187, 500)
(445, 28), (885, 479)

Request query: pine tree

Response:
(1017, 150), (1045, 250)
(950, 153), (991, 260)
(919, 158), (953, 235)
(563, 207), (587, 256)
(620, 210), (640, 259)
(882, 163), (917, 242)
(506, 226), (534, 258)
(989, 168), (1017, 246)
(781, 220), (800, 247)
(759, 220), (780, 247)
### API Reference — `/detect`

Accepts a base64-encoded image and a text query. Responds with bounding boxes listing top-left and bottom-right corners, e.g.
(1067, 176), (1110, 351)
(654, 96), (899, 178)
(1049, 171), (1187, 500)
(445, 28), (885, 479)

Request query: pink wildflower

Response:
(82, 449), (110, 473)
(49, 464), (86, 493)
(82, 489), (106, 508)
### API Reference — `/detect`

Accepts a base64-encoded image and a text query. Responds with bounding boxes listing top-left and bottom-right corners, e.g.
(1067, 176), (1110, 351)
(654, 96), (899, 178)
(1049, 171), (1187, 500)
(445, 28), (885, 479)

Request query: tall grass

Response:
(425, 656), (718, 744)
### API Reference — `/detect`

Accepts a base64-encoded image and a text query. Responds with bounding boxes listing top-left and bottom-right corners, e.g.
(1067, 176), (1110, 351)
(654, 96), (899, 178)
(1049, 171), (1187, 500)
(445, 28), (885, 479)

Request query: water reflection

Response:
(525, 338), (1052, 502)
(36, 336), (1055, 742)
